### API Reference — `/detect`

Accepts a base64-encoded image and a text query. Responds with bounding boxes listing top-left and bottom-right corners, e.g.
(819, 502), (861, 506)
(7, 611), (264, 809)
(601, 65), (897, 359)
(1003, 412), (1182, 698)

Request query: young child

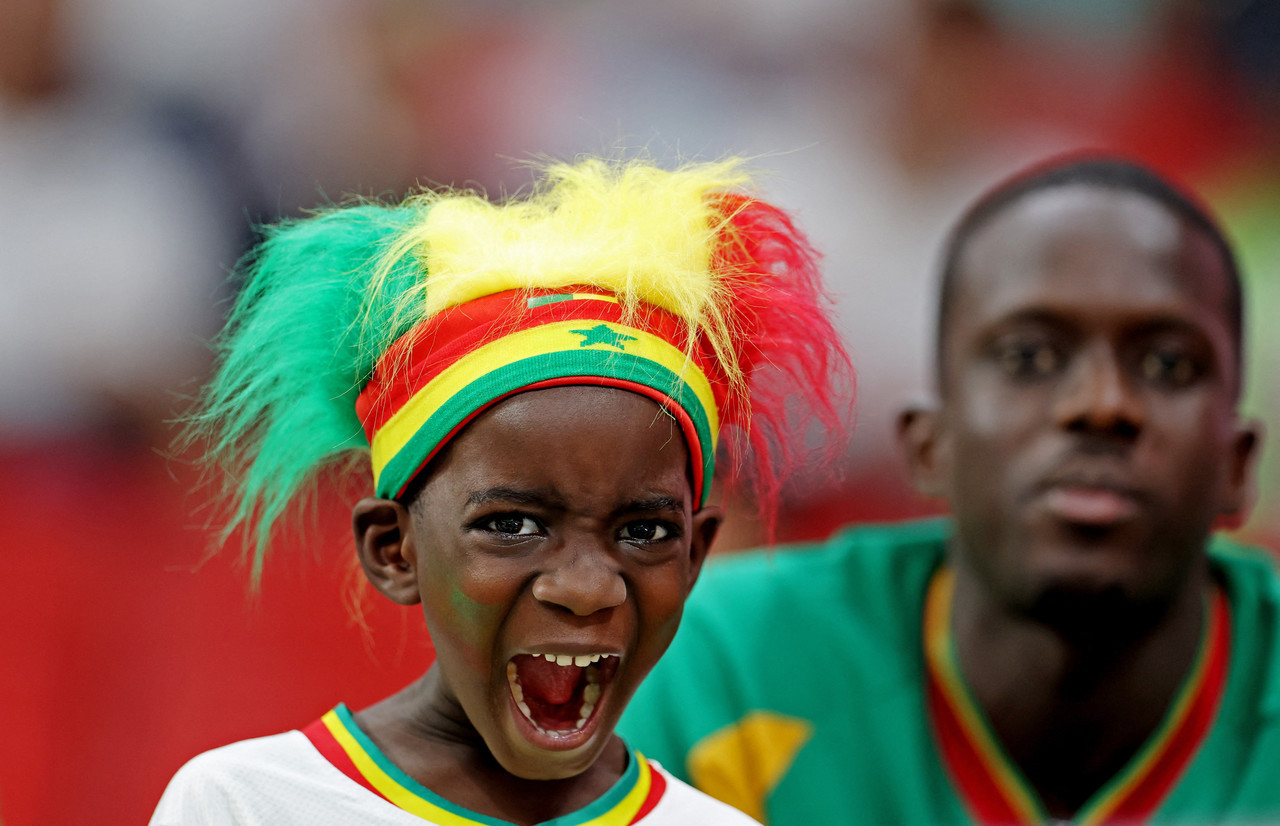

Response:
(149, 158), (849, 825)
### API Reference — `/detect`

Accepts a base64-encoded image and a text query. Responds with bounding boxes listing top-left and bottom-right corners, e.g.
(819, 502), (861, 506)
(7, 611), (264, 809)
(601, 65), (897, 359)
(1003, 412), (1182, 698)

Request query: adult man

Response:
(619, 157), (1280, 825)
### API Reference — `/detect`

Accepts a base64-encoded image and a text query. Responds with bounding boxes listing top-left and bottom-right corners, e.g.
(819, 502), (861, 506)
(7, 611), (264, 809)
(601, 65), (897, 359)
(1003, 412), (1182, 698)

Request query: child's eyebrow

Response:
(463, 489), (685, 516)
(615, 495), (685, 516)
(465, 487), (562, 509)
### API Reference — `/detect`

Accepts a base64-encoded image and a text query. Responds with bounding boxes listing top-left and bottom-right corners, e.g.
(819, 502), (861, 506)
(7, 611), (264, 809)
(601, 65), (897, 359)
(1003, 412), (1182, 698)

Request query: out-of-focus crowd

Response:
(1, 1), (1278, 823)
(3, 0), (1278, 536)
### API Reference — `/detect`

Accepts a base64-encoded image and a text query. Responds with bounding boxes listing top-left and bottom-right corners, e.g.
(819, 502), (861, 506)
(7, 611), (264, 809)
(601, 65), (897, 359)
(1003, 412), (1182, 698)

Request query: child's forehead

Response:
(483, 385), (674, 427)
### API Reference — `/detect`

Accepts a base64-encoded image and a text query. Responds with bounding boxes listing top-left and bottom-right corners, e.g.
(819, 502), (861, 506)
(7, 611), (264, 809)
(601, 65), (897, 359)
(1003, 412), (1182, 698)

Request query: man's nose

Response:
(531, 543), (627, 616)
(1052, 345), (1144, 438)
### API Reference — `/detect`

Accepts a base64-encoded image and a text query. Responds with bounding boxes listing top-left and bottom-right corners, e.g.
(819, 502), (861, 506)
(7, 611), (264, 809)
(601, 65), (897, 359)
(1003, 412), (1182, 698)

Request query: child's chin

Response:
(494, 697), (613, 780)
(494, 737), (609, 781)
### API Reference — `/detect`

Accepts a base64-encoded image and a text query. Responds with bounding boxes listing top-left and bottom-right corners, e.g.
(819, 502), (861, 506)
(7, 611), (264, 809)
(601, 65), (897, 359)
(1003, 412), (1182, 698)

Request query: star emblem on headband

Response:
(571, 324), (637, 351)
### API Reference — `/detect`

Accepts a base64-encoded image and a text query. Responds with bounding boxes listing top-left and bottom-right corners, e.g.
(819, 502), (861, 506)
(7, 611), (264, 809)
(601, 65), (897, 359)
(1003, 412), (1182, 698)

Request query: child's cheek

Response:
(449, 580), (506, 648)
(423, 563), (510, 670)
(649, 588), (687, 650)
(632, 564), (693, 656)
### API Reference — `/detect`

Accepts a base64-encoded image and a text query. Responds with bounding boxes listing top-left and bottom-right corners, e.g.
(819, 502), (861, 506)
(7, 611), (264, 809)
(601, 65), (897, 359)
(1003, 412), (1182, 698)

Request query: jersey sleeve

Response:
(149, 751), (247, 826)
(147, 731), (322, 826)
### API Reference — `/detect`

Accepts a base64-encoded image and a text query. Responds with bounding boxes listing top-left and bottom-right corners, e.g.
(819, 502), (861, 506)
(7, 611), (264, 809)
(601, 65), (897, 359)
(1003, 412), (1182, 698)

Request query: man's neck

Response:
(948, 562), (1209, 819)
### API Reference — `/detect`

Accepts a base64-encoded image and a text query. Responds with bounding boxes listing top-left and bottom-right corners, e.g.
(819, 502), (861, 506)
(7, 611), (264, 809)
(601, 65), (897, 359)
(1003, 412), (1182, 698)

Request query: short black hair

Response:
(935, 154), (1243, 393)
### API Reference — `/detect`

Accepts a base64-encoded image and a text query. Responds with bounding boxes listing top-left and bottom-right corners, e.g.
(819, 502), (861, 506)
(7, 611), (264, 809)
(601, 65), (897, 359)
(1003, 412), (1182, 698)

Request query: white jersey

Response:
(150, 705), (759, 825)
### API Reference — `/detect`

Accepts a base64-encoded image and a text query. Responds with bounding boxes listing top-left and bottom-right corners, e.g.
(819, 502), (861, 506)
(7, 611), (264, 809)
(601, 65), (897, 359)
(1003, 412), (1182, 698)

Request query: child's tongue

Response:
(517, 656), (582, 705)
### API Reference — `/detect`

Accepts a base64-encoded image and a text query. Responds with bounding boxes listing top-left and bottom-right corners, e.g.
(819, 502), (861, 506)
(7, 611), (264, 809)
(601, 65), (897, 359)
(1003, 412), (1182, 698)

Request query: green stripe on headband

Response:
(376, 350), (717, 504)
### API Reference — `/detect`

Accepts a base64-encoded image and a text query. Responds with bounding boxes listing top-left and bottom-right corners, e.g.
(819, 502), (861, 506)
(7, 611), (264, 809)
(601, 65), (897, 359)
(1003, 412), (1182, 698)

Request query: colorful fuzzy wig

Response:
(189, 157), (851, 582)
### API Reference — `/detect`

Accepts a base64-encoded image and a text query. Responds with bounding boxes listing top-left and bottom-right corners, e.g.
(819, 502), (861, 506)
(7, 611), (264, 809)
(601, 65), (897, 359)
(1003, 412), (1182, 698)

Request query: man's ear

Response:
(1218, 418), (1263, 519)
(353, 497), (421, 605)
(897, 404), (950, 500)
(687, 504), (724, 590)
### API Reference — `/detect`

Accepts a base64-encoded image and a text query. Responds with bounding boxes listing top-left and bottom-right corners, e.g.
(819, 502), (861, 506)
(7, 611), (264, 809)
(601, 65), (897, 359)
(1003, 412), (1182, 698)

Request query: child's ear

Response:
(352, 497), (422, 605)
(687, 504), (723, 590)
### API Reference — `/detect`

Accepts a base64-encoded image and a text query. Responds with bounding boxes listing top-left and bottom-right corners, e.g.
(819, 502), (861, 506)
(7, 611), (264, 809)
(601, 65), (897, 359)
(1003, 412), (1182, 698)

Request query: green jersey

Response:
(620, 519), (1280, 824)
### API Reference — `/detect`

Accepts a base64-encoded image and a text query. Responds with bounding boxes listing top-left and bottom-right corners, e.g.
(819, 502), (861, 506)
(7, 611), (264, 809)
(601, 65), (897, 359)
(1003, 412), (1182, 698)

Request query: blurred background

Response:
(1, 0), (1278, 822)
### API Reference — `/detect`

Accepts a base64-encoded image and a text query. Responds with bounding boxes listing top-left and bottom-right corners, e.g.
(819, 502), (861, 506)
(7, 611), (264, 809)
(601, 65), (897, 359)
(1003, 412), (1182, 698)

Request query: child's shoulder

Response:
(647, 759), (764, 825)
(149, 729), (384, 825)
(160, 729), (318, 787)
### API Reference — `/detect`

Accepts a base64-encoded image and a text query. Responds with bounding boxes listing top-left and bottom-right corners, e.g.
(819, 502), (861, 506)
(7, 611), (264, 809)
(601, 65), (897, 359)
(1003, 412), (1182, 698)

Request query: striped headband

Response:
(355, 288), (725, 505)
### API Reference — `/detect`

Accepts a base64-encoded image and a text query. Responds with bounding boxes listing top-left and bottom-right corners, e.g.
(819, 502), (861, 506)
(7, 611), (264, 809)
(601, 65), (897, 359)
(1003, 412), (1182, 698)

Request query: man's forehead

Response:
(952, 185), (1233, 331)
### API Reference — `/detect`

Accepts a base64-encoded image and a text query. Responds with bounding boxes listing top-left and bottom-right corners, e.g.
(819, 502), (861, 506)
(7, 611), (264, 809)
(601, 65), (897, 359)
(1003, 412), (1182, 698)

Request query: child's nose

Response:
(531, 545), (627, 616)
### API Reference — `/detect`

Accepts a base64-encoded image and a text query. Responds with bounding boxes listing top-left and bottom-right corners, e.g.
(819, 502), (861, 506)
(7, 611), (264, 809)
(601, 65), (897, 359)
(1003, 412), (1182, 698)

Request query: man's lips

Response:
(1041, 485), (1143, 525)
(1031, 462), (1150, 526)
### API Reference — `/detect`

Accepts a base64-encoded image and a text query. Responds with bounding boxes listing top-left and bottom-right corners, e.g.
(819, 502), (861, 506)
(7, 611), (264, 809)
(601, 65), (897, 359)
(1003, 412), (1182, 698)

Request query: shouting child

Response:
(150, 158), (849, 825)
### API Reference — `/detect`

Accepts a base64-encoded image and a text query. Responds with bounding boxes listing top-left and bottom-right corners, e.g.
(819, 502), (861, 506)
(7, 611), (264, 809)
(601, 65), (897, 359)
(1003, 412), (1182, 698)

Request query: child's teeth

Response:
(577, 699), (595, 723)
(530, 652), (615, 665)
(510, 653), (612, 733)
(507, 661), (524, 702)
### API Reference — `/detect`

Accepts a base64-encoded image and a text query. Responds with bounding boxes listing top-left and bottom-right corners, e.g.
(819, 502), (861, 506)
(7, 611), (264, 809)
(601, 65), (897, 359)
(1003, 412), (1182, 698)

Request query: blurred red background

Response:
(0, 440), (433, 824)
(3, 1), (1280, 823)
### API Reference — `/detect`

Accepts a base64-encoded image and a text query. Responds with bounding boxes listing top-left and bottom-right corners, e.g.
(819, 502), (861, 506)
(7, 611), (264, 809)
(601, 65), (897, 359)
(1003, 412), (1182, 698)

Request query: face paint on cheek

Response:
(422, 578), (509, 679)
(451, 581), (504, 641)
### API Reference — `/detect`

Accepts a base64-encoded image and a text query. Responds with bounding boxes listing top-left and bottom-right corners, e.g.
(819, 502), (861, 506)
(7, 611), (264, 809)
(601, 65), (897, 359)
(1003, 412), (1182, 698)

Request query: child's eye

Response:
(483, 515), (541, 536)
(619, 520), (672, 543)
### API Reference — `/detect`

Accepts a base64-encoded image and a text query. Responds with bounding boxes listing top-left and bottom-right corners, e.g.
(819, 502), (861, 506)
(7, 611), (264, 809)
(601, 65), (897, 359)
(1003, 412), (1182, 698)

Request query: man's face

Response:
(404, 386), (717, 779)
(924, 184), (1255, 621)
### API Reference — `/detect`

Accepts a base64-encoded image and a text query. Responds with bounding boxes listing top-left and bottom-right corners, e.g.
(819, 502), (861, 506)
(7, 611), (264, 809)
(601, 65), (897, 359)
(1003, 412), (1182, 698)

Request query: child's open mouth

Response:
(506, 653), (620, 736)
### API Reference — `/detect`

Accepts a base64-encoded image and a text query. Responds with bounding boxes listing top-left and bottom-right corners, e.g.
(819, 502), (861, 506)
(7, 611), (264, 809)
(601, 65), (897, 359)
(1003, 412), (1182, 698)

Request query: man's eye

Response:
(619, 521), (671, 542)
(995, 340), (1059, 378)
(485, 515), (540, 536)
(1141, 348), (1200, 387)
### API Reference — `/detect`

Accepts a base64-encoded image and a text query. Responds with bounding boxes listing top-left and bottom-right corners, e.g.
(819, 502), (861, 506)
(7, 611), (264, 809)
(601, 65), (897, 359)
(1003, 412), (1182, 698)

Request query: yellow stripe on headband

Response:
(369, 320), (720, 487)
